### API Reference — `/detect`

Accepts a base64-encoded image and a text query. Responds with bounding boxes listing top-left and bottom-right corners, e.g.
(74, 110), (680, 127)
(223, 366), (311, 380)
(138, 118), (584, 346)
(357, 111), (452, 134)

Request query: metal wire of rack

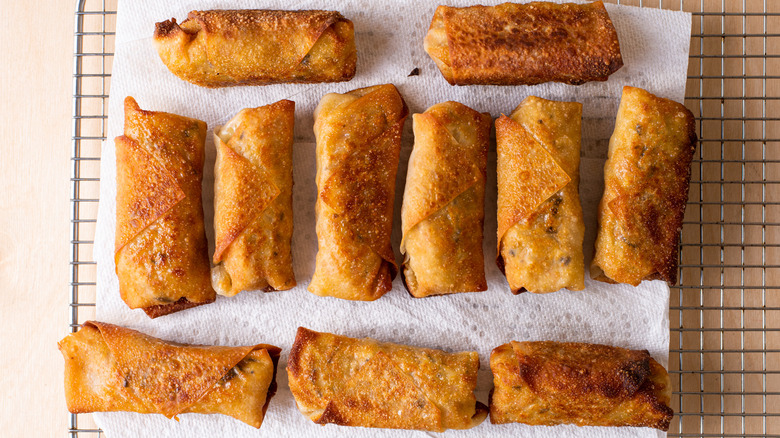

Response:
(69, 0), (779, 436)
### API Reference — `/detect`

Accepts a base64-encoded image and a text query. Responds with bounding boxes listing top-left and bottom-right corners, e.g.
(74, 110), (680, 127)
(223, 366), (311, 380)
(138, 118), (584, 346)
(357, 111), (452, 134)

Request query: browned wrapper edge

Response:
(142, 296), (216, 318)
(400, 265), (488, 298)
(260, 344), (282, 424)
(154, 18), (181, 39)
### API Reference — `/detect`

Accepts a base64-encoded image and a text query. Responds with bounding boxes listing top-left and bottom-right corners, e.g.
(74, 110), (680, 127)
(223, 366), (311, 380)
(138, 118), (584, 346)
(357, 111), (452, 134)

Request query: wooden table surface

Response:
(0, 0), (73, 435)
(2, 0), (777, 436)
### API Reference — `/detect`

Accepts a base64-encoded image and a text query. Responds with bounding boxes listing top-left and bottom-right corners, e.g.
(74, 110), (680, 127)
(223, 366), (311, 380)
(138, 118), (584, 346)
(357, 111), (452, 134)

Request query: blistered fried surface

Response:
(424, 1), (623, 86)
(308, 84), (408, 300)
(401, 101), (490, 297)
(489, 340), (673, 430)
(58, 321), (280, 428)
(212, 100), (296, 296)
(591, 86), (696, 286)
(115, 96), (214, 316)
(496, 96), (584, 293)
(287, 327), (487, 431)
(154, 10), (356, 87)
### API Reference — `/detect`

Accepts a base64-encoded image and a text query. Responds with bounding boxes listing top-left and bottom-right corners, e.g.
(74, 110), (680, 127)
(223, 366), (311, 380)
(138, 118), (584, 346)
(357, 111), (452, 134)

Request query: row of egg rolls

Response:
(153, 3), (622, 89)
(114, 97), (297, 317)
(115, 85), (695, 314)
(60, 323), (672, 431)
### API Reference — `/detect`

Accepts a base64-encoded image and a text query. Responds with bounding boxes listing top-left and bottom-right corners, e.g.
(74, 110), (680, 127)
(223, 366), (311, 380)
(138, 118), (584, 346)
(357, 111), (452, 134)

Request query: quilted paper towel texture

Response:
(93, 1), (691, 437)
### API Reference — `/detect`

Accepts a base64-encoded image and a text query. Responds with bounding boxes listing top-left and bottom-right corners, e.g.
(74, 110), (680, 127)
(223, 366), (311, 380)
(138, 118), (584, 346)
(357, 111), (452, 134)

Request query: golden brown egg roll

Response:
(154, 10), (356, 87)
(400, 101), (491, 297)
(591, 86), (696, 286)
(490, 340), (673, 430)
(424, 1), (623, 86)
(287, 327), (487, 431)
(212, 100), (296, 296)
(308, 84), (408, 301)
(496, 96), (585, 294)
(115, 97), (215, 318)
(58, 321), (280, 428)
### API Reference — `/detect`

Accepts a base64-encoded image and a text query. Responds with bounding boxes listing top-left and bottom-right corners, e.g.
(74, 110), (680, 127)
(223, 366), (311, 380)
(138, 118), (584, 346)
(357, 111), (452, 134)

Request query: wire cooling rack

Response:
(70, 0), (780, 436)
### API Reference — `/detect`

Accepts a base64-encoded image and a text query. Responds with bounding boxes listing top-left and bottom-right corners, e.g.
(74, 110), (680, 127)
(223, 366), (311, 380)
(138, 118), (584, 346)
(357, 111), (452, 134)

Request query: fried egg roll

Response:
(591, 86), (696, 286)
(401, 101), (490, 297)
(58, 321), (280, 428)
(154, 10), (356, 87)
(490, 340), (673, 430)
(115, 97), (215, 318)
(287, 327), (487, 431)
(212, 100), (296, 296)
(309, 84), (408, 301)
(424, 1), (623, 86)
(496, 96), (585, 293)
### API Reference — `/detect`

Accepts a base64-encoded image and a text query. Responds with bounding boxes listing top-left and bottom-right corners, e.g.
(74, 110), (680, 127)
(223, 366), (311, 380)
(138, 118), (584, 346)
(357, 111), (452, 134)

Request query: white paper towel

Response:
(93, 1), (692, 437)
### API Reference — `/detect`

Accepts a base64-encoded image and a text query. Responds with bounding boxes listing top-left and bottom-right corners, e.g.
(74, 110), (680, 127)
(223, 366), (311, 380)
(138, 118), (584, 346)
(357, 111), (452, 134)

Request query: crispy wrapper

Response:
(489, 341), (673, 430)
(58, 321), (281, 428)
(212, 100), (296, 296)
(496, 96), (585, 293)
(308, 84), (408, 301)
(115, 97), (215, 317)
(287, 327), (487, 431)
(424, 1), (623, 86)
(400, 101), (491, 297)
(591, 86), (696, 286)
(154, 10), (356, 87)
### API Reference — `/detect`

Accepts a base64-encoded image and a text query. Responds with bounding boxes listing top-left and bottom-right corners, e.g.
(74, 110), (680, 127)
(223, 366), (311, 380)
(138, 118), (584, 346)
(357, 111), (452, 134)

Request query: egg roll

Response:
(58, 321), (280, 428)
(424, 1), (623, 86)
(591, 86), (696, 286)
(287, 327), (487, 431)
(115, 97), (215, 318)
(308, 84), (408, 301)
(154, 10), (356, 87)
(490, 340), (673, 430)
(496, 96), (585, 294)
(212, 100), (296, 297)
(400, 101), (491, 297)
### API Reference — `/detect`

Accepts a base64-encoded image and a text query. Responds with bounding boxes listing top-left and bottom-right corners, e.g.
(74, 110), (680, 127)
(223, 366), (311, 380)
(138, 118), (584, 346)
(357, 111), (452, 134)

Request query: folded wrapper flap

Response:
(212, 101), (295, 264)
(495, 113), (573, 258)
(114, 96), (196, 255)
(400, 101), (491, 250)
(58, 321), (281, 423)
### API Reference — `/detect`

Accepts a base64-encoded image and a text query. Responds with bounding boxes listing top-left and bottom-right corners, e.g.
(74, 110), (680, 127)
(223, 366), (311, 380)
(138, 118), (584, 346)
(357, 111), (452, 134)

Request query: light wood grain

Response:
(0, 0), (73, 435)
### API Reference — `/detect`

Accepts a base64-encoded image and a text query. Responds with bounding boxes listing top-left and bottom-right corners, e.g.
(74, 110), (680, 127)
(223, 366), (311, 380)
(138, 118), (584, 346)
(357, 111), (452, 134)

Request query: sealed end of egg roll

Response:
(496, 96), (585, 294)
(58, 321), (280, 428)
(591, 86), (696, 286)
(287, 327), (487, 431)
(424, 1), (623, 86)
(401, 101), (491, 297)
(489, 340), (673, 430)
(308, 84), (408, 301)
(115, 97), (215, 318)
(212, 100), (296, 296)
(154, 10), (356, 87)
